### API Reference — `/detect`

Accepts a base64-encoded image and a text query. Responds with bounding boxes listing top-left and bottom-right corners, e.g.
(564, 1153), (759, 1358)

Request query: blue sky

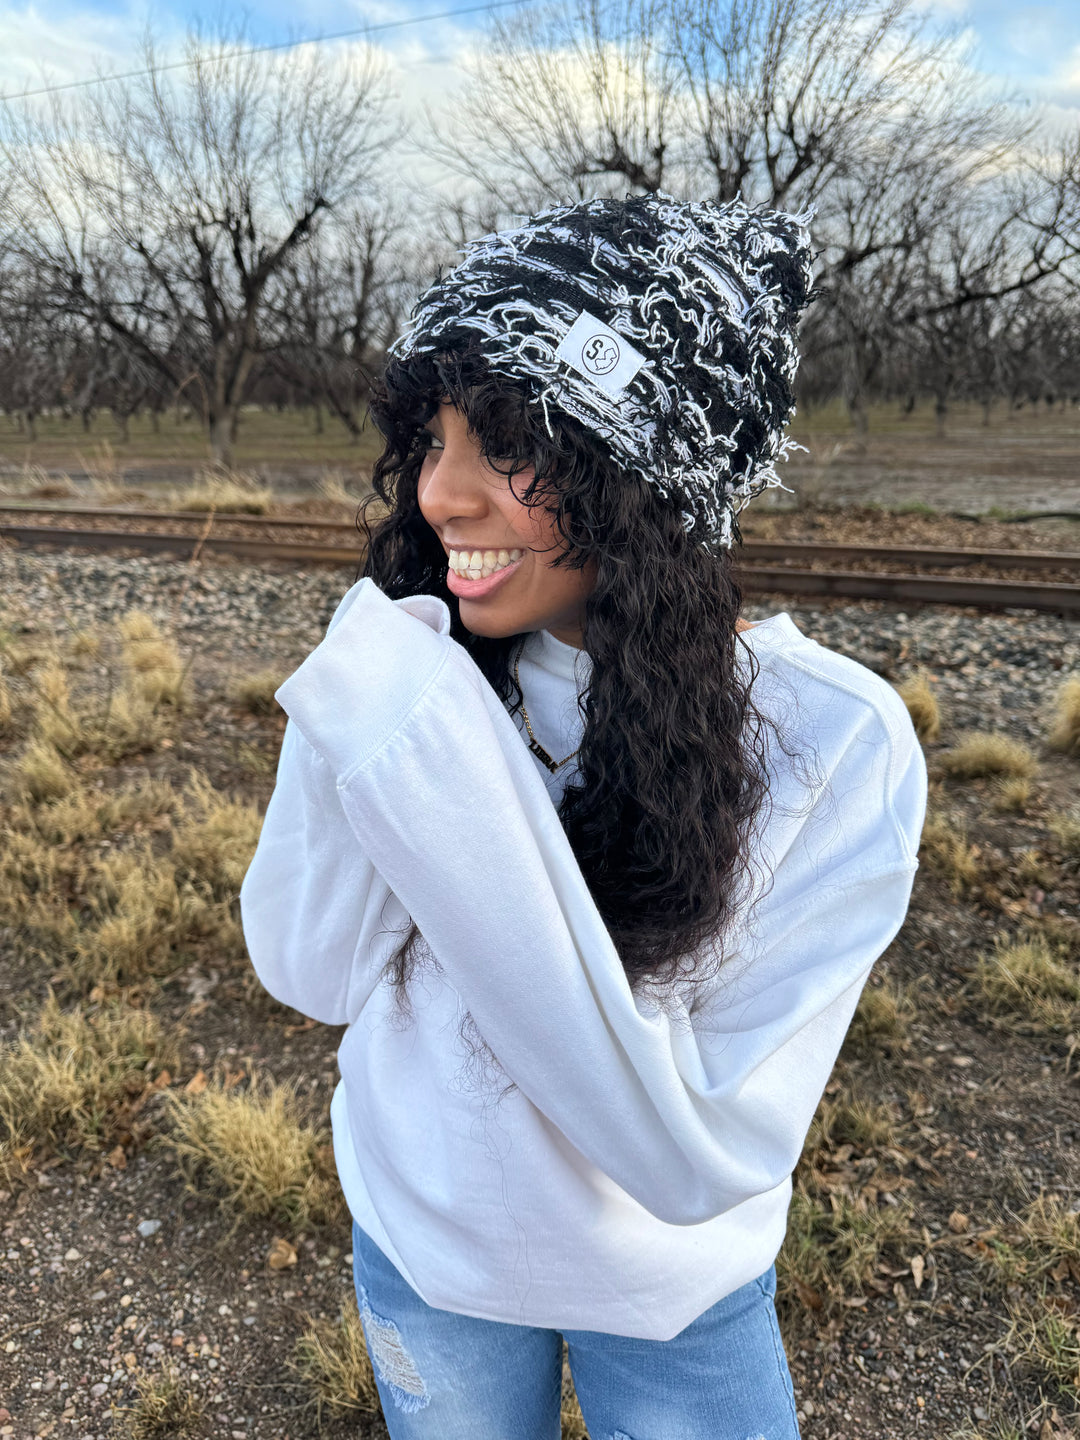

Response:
(3, 0), (1079, 117)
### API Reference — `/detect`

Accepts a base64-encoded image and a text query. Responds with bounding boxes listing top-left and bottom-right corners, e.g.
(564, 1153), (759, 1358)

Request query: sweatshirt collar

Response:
(525, 627), (591, 684)
(524, 612), (798, 684)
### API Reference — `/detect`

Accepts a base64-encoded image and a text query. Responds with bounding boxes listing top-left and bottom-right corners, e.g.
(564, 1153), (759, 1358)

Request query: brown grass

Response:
(778, 1183), (916, 1317)
(1, 712), (257, 985)
(160, 1071), (344, 1230)
(1001, 1293), (1080, 1406)
(0, 619), (178, 766)
(920, 811), (980, 894)
(991, 775), (1032, 814)
(776, 1085), (916, 1316)
(0, 991), (180, 1181)
(845, 974), (917, 1055)
(291, 1300), (381, 1422)
(972, 933), (1080, 1032)
(116, 611), (192, 710)
(1049, 676), (1080, 757)
(1049, 811), (1080, 857)
(940, 733), (1038, 781)
(110, 1364), (203, 1439)
(228, 667), (284, 717)
(165, 468), (275, 515)
(895, 671), (941, 743)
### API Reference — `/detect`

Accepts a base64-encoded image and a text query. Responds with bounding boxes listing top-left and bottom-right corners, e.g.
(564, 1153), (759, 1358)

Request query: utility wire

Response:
(3, 0), (531, 103)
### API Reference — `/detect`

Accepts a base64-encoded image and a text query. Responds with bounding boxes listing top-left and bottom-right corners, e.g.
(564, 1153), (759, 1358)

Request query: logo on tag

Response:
(554, 311), (646, 398)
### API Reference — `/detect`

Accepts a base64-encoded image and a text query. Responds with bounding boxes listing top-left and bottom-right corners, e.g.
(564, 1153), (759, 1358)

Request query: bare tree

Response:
(418, 0), (1062, 435)
(1, 29), (401, 465)
(267, 200), (423, 440)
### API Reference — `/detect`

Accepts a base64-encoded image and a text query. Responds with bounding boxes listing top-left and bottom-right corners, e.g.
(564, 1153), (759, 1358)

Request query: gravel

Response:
(1, 547), (1076, 739)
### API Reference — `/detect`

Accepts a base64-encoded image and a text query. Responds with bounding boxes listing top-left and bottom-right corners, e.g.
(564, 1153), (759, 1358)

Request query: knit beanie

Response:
(388, 191), (818, 552)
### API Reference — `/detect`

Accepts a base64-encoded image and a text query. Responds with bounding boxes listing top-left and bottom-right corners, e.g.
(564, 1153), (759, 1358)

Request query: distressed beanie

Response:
(388, 191), (817, 552)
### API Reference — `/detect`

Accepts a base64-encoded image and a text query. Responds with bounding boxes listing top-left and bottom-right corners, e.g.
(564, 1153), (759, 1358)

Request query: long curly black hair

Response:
(356, 339), (797, 1090)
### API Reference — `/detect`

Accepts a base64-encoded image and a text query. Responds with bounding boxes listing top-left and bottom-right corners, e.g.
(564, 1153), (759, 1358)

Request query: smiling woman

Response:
(417, 399), (598, 644)
(241, 192), (926, 1440)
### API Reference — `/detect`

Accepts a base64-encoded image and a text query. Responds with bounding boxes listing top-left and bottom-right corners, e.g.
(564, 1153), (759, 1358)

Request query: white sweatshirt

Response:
(239, 577), (926, 1341)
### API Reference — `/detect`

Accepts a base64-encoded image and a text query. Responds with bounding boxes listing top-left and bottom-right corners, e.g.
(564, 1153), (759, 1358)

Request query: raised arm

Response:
(276, 578), (927, 1225)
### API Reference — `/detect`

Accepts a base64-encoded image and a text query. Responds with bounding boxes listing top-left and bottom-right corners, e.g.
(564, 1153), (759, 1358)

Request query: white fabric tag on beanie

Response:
(553, 310), (647, 398)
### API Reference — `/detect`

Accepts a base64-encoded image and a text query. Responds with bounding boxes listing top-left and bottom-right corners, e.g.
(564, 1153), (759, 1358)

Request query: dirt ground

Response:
(0, 526), (1078, 1440)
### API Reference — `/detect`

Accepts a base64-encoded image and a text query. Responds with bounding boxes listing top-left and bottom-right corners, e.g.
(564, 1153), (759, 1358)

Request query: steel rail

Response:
(2, 520), (1079, 613)
(1, 502), (1079, 573)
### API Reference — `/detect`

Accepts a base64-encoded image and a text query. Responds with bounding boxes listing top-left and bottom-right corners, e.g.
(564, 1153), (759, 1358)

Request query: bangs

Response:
(370, 341), (548, 487)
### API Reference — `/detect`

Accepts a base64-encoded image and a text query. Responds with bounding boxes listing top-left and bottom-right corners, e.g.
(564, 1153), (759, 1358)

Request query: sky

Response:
(1, 0), (1078, 128)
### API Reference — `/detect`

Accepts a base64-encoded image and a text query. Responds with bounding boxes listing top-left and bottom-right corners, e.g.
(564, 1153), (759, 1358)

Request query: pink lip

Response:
(445, 555), (524, 600)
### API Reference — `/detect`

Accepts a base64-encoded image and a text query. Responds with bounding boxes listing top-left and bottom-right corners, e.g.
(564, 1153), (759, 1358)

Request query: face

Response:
(416, 400), (597, 647)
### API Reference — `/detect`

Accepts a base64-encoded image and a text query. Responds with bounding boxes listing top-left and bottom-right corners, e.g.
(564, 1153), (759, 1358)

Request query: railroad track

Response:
(2, 502), (1079, 614)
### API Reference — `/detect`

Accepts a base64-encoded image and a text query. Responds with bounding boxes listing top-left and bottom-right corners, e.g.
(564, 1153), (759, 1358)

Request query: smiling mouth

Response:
(447, 547), (524, 580)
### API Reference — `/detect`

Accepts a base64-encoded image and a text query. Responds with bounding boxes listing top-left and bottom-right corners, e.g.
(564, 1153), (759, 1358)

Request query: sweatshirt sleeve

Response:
(236, 585), (435, 1027)
(275, 579), (927, 1226)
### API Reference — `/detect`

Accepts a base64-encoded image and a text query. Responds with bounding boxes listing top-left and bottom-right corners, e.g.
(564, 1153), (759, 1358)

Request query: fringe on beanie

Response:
(388, 191), (819, 551)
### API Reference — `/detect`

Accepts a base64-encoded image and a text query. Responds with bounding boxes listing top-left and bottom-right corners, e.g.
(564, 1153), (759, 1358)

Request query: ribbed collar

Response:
(525, 612), (798, 682)
(525, 628), (592, 685)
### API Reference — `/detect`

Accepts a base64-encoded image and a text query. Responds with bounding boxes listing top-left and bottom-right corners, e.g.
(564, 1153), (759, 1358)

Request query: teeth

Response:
(448, 547), (523, 579)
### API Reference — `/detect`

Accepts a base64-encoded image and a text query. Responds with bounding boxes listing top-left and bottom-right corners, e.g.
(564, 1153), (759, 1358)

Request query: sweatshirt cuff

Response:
(274, 578), (452, 781)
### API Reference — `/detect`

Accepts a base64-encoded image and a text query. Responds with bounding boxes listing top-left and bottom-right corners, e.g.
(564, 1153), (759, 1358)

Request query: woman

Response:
(240, 193), (927, 1440)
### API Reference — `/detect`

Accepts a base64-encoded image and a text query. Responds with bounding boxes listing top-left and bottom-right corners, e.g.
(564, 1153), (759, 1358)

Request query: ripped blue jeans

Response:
(351, 1220), (802, 1440)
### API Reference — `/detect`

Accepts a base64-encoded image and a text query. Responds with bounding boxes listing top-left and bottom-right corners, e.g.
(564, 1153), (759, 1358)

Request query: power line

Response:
(2, 0), (531, 103)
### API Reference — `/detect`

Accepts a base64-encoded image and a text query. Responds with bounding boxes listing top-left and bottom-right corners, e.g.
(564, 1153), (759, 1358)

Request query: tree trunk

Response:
(935, 394), (948, 440)
(846, 392), (868, 444)
(981, 397), (993, 427)
(209, 413), (236, 469)
(23, 409), (37, 443)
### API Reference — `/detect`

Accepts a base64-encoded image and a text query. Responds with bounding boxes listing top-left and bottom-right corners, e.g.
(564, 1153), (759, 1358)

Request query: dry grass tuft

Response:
(807, 1089), (902, 1157)
(845, 974), (916, 1054)
(973, 933), (1080, 1031)
(110, 1364), (203, 1439)
(991, 775), (1032, 814)
(2, 743), (250, 989)
(920, 811), (980, 894)
(160, 1071), (344, 1229)
(228, 667), (283, 717)
(895, 671), (941, 743)
(66, 624), (104, 660)
(291, 1299), (380, 1421)
(941, 732), (1038, 781)
(7, 736), (76, 803)
(70, 843), (202, 987)
(1049, 811), (1080, 857)
(778, 1183), (916, 1315)
(166, 468), (274, 515)
(943, 1421), (1025, 1440)
(1015, 848), (1055, 888)
(0, 609), (182, 764)
(1000, 1291), (1080, 1404)
(116, 611), (191, 710)
(1049, 675), (1080, 757)
(170, 766), (263, 898)
(0, 991), (180, 1181)
(0, 674), (12, 733)
(315, 469), (362, 505)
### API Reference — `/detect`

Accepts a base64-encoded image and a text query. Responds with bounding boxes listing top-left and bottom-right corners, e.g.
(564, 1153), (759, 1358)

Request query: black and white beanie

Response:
(389, 191), (817, 552)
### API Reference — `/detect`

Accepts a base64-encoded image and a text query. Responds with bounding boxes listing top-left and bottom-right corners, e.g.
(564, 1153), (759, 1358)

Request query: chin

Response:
(455, 604), (525, 639)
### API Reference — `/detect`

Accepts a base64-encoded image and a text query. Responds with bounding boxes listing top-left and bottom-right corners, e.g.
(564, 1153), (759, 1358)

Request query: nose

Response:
(417, 444), (488, 531)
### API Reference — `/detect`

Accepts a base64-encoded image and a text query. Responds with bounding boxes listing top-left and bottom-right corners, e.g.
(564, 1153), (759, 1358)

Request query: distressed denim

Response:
(351, 1220), (802, 1440)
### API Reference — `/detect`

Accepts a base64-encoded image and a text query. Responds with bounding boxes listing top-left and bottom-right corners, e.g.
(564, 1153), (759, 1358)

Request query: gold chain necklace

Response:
(512, 651), (581, 774)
